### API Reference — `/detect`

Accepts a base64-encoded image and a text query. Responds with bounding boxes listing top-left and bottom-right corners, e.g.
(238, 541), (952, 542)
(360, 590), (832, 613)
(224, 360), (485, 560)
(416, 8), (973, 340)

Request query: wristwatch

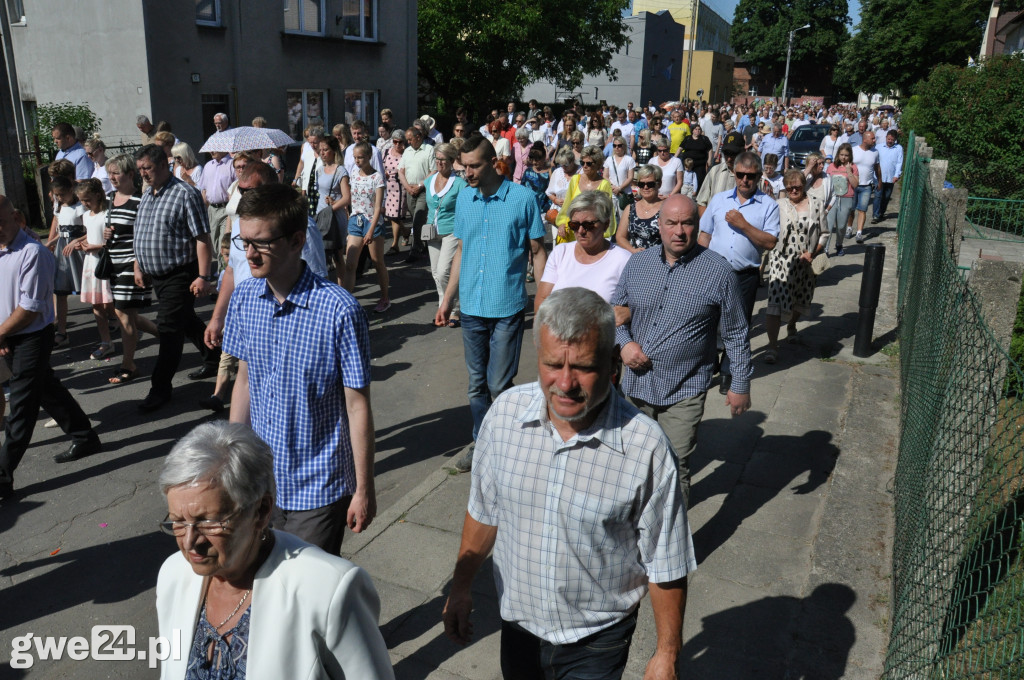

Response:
(201, 275), (217, 282)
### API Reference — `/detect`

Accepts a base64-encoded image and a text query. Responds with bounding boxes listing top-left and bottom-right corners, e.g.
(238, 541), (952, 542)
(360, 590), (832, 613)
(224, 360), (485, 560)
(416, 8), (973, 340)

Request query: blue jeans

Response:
(854, 184), (873, 213)
(500, 612), (638, 680)
(461, 310), (526, 439)
(873, 182), (894, 219)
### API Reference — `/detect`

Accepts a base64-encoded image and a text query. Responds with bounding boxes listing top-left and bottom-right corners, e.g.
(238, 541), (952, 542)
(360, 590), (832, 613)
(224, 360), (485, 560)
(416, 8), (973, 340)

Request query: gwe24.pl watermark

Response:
(10, 626), (181, 669)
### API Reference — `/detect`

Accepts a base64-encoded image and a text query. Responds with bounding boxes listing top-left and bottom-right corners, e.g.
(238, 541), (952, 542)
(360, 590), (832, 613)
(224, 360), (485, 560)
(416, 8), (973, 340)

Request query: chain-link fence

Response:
(885, 133), (1024, 679)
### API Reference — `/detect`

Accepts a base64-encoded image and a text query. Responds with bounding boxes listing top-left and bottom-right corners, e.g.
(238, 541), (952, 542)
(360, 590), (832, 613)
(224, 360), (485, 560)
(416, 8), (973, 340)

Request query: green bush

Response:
(901, 54), (1024, 200)
(32, 102), (102, 158)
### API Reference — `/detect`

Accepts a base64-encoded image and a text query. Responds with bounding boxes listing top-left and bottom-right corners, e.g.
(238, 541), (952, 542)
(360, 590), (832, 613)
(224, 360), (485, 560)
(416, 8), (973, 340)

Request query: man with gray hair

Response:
(137, 115), (156, 146)
(443, 286), (695, 679)
(213, 112), (230, 133)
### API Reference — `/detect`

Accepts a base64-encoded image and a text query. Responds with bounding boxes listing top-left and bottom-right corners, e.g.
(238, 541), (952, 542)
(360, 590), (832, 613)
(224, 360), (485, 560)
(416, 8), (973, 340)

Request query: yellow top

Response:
(668, 122), (691, 153)
(554, 174), (617, 244)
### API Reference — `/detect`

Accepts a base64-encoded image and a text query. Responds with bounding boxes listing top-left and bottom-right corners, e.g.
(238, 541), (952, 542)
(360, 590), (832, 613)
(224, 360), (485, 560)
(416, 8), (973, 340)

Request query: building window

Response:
(343, 90), (377, 127)
(196, 0), (220, 26)
(287, 90), (327, 140)
(284, 0), (323, 35)
(341, 0), (376, 41)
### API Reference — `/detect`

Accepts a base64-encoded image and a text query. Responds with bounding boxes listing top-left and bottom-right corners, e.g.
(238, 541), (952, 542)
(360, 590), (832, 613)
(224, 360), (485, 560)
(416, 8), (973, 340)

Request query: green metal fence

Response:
(965, 197), (1024, 241)
(885, 132), (1024, 679)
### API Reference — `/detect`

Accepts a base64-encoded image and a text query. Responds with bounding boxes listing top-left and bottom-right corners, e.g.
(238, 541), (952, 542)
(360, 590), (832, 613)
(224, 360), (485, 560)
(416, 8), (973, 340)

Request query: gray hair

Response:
(580, 145), (604, 165)
(214, 112), (229, 123)
(171, 141), (199, 169)
(390, 128), (405, 141)
(159, 422), (276, 511)
(734, 150), (762, 173)
(136, 115), (151, 126)
(308, 125), (325, 139)
(515, 126), (530, 141)
(553, 145), (576, 168)
(636, 164), (662, 183)
(433, 142), (458, 162)
(105, 153), (136, 177)
(567, 189), (613, 225)
(534, 287), (615, 359)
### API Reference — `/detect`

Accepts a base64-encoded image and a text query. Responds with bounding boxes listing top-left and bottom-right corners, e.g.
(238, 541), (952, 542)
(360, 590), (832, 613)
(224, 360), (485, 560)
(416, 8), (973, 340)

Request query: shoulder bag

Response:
(94, 200), (116, 280)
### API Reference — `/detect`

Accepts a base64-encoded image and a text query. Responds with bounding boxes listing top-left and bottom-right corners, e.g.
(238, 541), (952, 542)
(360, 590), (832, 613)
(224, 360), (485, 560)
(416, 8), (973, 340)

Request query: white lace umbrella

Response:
(199, 126), (296, 153)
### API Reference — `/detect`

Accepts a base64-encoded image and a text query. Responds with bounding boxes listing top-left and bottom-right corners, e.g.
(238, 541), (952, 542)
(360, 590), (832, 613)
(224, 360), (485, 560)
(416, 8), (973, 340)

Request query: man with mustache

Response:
(614, 194), (753, 507)
(443, 287), (695, 679)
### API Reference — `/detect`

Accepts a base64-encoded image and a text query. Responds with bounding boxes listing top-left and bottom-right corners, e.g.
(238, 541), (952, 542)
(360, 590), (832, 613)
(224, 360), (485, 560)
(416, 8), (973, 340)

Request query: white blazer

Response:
(156, 530), (394, 680)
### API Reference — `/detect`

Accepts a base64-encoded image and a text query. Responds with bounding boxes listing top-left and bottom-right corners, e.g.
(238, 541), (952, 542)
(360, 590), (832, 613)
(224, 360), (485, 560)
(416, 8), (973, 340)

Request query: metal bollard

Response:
(853, 244), (886, 357)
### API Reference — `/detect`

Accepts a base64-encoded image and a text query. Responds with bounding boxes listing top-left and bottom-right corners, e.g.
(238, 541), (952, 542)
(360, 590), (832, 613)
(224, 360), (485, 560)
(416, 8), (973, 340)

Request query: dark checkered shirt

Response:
(134, 176), (209, 276)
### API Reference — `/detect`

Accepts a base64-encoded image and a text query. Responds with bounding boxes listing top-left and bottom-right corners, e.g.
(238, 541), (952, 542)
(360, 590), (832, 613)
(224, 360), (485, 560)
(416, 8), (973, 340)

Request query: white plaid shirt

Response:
(468, 382), (696, 644)
(134, 176), (209, 276)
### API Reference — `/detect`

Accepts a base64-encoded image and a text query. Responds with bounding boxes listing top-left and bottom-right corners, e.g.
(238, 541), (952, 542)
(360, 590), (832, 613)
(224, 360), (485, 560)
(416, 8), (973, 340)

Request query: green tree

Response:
(900, 54), (1024, 199)
(731, 0), (850, 98)
(33, 102), (102, 158)
(837, 0), (990, 98)
(418, 0), (630, 115)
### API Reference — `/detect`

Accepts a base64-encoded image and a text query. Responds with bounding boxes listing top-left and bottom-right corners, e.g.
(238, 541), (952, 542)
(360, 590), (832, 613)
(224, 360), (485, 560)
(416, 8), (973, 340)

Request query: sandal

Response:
(54, 332), (69, 348)
(373, 299), (392, 313)
(764, 348), (778, 364)
(108, 368), (136, 385)
(787, 325), (799, 344)
(447, 317), (461, 328)
(386, 246), (400, 255)
(90, 342), (114, 360)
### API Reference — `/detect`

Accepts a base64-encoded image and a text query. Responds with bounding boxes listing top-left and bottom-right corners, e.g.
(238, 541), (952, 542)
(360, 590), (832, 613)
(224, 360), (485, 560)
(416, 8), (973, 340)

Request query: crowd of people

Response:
(0, 97), (902, 679)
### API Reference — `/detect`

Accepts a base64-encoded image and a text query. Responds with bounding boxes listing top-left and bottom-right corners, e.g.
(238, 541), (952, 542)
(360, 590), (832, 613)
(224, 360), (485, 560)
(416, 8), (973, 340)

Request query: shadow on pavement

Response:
(681, 583), (856, 678)
(0, 531), (168, 632)
(374, 406), (472, 477)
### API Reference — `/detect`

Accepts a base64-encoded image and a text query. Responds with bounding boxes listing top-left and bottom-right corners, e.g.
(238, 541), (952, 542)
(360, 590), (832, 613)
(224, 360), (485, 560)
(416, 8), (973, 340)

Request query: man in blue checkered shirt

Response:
(434, 135), (547, 472)
(223, 183), (376, 554)
(614, 194), (753, 507)
(443, 287), (695, 679)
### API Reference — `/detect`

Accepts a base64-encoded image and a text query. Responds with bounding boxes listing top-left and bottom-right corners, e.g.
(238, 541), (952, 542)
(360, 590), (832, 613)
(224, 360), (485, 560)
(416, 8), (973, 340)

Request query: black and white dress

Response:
(765, 195), (825, 317)
(106, 192), (152, 309)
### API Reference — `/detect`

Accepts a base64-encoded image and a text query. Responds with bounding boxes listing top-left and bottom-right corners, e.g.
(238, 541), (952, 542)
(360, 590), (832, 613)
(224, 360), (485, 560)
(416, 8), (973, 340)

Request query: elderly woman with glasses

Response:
(156, 422), (394, 680)
(534, 191), (631, 312)
(650, 135), (683, 199)
(615, 164), (663, 253)
(554, 145), (616, 244)
(763, 169), (827, 364)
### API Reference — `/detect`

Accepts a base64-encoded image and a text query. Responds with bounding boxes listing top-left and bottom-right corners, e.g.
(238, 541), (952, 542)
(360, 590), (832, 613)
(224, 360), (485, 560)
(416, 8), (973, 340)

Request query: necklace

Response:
(209, 589), (250, 629)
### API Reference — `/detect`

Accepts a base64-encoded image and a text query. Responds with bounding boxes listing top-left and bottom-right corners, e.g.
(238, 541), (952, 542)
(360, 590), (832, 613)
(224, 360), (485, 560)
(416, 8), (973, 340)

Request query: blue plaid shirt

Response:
(613, 245), (752, 401)
(453, 178), (546, 318)
(222, 266), (371, 511)
(468, 382), (695, 644)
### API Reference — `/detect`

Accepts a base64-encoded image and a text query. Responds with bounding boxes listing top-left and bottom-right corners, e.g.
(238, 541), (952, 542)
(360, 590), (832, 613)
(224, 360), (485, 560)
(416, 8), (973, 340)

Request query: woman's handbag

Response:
(812, 228), (833, 276)
(95, 200), (116, 280)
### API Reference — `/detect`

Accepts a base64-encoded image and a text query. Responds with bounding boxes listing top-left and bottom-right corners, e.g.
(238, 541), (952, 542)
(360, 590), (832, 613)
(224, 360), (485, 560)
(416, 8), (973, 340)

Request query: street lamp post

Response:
(782, 23), (811, 106)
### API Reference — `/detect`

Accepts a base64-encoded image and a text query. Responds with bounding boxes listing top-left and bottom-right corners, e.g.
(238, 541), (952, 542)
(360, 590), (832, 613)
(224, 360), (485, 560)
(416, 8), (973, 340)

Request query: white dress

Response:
(80, 210), (113, 304)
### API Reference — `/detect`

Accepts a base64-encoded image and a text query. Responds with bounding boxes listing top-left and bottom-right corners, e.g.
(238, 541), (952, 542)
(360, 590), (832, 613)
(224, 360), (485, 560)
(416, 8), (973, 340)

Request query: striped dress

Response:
(106, 192), (152, 308)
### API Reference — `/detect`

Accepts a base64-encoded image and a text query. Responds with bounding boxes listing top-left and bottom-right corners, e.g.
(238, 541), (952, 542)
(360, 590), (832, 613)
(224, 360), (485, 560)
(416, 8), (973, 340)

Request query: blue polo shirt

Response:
(758, 134), (789, 164)
(699, 188), (780, 271)
(453, 178), (545, 318)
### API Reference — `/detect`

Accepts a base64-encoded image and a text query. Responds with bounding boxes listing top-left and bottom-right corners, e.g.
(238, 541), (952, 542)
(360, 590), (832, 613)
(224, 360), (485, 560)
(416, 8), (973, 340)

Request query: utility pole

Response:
(684, 0), (698, 101)
(0, 0), (26, 212)
(782, 23), (810, 107)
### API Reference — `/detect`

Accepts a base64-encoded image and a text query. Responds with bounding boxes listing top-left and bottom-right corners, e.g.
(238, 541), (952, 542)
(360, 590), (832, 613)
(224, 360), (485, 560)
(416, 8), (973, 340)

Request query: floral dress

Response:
(626, 203), (661, 249)
(766, 196), (826, 317)
(382, 148), (406, 220)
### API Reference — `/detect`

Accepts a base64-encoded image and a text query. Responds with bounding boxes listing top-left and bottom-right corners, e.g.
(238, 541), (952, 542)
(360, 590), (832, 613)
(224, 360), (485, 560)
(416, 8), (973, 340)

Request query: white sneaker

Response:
(845, 228), (853, 239)
(855, 231), (865, 243)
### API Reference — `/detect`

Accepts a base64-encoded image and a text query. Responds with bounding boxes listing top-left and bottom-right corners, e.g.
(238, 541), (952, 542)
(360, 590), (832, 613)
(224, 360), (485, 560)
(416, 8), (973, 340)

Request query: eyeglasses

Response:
(637, 181), (658, 189)
(613, 144), (625, 148)
(232, 233), (288, 253)
(435, 157), (450, 163)
(159, 515), (233, 537)
(785, 185), (804, 193)
(581, 161), (595, 167)
(657, 148), (670, 153)
(567, 220), (603, 232)
(734, 171), (759, 181)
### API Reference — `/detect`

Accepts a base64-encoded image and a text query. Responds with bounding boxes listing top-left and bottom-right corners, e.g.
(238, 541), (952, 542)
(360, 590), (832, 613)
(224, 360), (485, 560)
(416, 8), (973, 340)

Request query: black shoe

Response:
(404, 252), (421, 264)
(188, 365), (218, 381)
(54, 434), (102, 463)
(138, 391), (171, 412)
(719, 375), (732, 395)
(198, 395), (225, 413)
(0, 480), (15, 502)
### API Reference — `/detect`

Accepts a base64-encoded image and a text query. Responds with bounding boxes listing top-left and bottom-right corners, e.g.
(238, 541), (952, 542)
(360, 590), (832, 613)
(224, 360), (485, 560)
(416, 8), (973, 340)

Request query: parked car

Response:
(787, 124), (830, 168)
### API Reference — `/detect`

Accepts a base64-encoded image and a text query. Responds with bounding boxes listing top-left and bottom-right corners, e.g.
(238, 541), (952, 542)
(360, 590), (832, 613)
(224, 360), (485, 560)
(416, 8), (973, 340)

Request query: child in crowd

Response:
(74, 179), (117, 360)
(762, 153), (784, 198)
(46, 176), (86, 347)
(681, 157), (699, 199)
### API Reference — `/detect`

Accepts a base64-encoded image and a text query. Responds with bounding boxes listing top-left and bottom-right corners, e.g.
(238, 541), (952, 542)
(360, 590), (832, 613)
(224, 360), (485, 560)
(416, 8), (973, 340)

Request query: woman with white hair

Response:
(156, 421), (394, 680)
(171, 142), (203, 188)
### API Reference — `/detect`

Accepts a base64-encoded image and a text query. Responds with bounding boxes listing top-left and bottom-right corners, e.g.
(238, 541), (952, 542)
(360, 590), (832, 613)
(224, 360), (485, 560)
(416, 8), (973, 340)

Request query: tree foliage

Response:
(731, 0), (850, 97)
(837, 0), (990, 98)
(418, 0), (630, 116)
(900, 54), (1024, 199)
(33, 102), (102, 158)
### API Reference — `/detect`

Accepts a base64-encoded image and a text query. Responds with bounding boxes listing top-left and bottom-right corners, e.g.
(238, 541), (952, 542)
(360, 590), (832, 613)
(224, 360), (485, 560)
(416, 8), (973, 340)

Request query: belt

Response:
(209, 201), (228, 208)
(736, 266), (760, 275)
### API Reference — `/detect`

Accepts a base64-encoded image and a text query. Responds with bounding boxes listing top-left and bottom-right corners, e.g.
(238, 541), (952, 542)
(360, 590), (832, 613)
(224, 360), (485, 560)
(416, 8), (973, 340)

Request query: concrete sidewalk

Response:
(342, 224), (902, 679)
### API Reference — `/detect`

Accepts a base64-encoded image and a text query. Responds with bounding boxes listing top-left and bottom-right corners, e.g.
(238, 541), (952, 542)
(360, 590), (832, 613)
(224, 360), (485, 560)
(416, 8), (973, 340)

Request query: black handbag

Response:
(94, 200), (116, 280)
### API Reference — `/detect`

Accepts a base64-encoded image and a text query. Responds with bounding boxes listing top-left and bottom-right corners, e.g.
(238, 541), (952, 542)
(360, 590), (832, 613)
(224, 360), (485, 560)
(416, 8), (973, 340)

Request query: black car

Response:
(787, 124), (830, 168)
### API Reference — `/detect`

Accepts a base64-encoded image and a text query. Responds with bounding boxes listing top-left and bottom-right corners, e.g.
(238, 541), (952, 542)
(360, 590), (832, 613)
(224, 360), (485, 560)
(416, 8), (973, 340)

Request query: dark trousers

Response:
(271, 495), (352, 555)
(873, 181), (895, 219)
(720, 266), (759, 377)
(150, 261), (219, 396)
(500, 612), (638, 680)
(0, 326), (94, 483)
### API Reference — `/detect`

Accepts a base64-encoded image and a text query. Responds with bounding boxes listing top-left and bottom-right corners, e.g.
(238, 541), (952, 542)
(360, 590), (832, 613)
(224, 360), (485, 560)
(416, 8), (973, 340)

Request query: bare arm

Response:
(530, 237), (547, 282)
(615, 205), (639, 252)
(435, 239), (462, 325)
(643, 578), (688, 680)
(697, 231), (711, 247)
(670, 169), (683, 195)
(534, 281), (555, 314)
(331, 175), (351, 213)
(442, 512), (498, 645)
(344, 385), (377, 533)
(228, 360), (251, 425)
(205, 264), (235, 348)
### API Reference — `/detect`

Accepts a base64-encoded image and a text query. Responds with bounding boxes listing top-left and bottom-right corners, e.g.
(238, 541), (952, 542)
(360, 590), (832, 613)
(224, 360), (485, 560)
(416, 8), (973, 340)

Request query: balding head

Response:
(658, 195), (699, 263)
